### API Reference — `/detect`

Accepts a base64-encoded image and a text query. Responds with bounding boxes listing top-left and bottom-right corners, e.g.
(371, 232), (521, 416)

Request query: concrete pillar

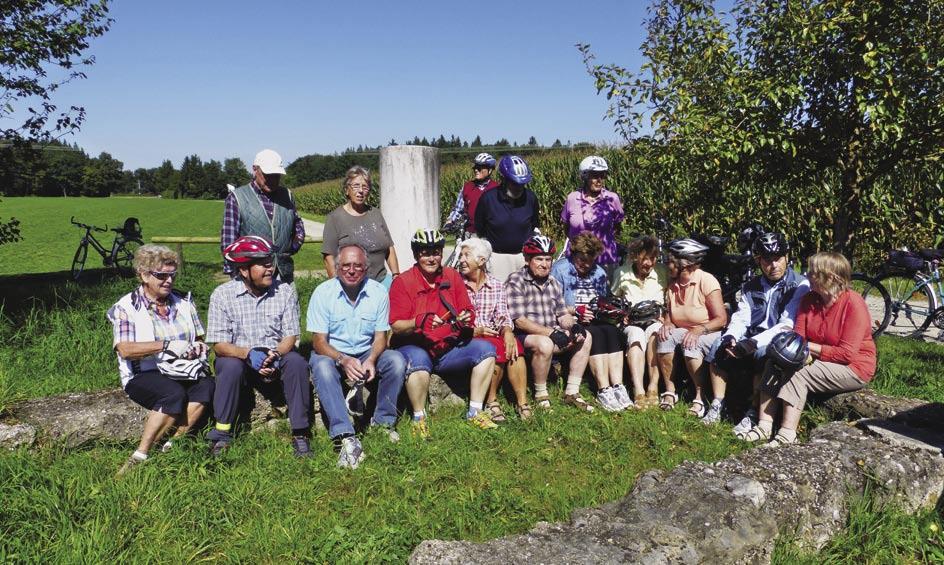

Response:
(380, 145), (440, 270)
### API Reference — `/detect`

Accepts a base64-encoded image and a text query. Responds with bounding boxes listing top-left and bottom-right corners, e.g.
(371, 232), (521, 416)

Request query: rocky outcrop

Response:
(411, 419), (944, 564)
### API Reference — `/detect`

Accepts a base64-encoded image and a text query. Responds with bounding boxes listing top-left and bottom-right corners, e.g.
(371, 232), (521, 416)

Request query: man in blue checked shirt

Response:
(307, 243), (406, 469)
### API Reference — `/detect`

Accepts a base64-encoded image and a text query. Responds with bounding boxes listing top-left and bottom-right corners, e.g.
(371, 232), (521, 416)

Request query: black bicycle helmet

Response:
(752, 232), (790, 258)
(737, 222), (769, 254)
(628, 300), (664, 327)
(767, 330), (809, 372)
(668, 238), (709, 264)
(410, 228), (445, 252)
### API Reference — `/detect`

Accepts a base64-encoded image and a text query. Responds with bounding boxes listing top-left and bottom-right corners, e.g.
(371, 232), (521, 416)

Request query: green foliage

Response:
(579, 0), (944, 255)
(0, 0), (112, 142)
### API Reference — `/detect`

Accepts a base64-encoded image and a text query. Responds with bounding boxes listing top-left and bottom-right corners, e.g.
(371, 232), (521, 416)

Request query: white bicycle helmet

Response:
(473, 153), (497, 168)
(579, 155), (609, 180)
(668, 238), (709, 263)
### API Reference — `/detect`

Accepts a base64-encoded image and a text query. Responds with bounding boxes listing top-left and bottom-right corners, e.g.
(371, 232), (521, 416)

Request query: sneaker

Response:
(612, 384), (635, 410)
(369, 423), (401, 444)
(411, 418), (430, 440)
(209, 439), (231, 458)
(701, 400), (724, 425)
(346, 382), (365, 417)
(116, 453), (146, 477)
(338, 436), (365, 469)
(468, 410), (499, 430)
(732, 408), (759, 436)
(596, 388), (623, 412)
(562, 393), (595, 413)
(160, 440), (174, 453)
(292, 436), (313, 458)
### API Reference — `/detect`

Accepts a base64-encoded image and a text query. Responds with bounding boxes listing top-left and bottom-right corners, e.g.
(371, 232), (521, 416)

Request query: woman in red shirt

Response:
(745, 252), (876, 445)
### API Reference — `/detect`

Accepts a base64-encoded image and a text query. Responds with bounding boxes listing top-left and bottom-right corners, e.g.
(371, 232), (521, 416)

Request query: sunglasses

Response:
(473, 165), (492, 171)
(149, 270), (177, 281)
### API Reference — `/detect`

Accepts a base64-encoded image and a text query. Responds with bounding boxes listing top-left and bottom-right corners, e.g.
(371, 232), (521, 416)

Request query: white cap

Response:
(253, 149), (286, 175)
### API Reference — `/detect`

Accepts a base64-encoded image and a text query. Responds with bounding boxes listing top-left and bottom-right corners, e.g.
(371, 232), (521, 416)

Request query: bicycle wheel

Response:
(877, 272), (937, 338)
(113, 238), (142, 276)
(850, 273), (890, 338)
(71, 241), (89, 281)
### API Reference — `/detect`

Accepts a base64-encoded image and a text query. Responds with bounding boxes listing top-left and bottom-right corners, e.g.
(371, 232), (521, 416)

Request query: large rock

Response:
(410, 421), (944, 564)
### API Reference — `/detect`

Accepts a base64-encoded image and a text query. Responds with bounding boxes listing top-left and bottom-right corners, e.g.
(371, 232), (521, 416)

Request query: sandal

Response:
(739, 425), (771, 443)
(659, 391), (678, 411)
(534, 393), (552, 411)
(516, 403), (533, 421)
(688, 399), (706, 418)
(765, 431), (797, 447)
(562, 393), (595, 413)
(634, 394), (648, 410)
(485, 401), (507, 424)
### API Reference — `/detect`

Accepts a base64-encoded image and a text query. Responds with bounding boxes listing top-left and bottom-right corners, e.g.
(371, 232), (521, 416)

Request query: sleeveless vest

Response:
(233, 184), (297, 282)
(741, 269), (804, 337)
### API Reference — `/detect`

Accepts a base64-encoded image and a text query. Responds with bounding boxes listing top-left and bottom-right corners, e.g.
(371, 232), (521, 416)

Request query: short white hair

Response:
(458, 237), (492, 268)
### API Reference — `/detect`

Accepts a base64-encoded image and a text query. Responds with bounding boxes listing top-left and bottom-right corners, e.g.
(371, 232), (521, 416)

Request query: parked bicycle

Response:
(70, 216), (144, 281)
(856, 248), (944, 340)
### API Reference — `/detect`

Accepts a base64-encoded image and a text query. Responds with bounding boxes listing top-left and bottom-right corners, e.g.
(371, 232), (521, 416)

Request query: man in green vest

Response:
(220, 149), (305, 282)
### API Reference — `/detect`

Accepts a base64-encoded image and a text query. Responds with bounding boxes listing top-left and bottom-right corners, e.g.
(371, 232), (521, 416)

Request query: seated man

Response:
(389, 229), (498, 437)
(206, 236), (312, 457)
(505, 235), (594, 412)
(611, 235), (668, 408)
(307, 244), (406, 469)
(705, 232), (809, 430)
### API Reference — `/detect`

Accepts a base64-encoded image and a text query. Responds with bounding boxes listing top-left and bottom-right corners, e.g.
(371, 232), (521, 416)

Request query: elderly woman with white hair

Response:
(457, 237), (531, 421)
(106, 245), (213, 475)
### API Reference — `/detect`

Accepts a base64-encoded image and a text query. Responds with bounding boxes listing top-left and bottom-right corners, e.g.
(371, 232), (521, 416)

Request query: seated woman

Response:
(322, 166), (400, 288)
(106, 245), (214, 475)
(457, 238), (531, 421)
(744, 252), (875, 446)
(611, 235), (668, 408)
(551, 232), (631, 411)
(656, 239), (727, 416)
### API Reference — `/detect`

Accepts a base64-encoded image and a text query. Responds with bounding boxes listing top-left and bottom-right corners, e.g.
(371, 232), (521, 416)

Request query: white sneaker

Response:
(596, 387), (623, 412)
(701, 400), (724, 425)
(337, 436), (365, 469)
(612, 384), (635, 410)
(732, 408), (758, 436)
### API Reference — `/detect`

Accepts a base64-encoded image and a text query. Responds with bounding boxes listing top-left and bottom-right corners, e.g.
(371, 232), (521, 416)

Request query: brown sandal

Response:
(516, 403), (533, 421)
(485, 401), (507, 423)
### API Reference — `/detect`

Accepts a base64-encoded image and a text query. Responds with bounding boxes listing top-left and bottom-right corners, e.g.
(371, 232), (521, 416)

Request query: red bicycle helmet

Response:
(521, 234), (556, 256)
(223, 235), (275, 264)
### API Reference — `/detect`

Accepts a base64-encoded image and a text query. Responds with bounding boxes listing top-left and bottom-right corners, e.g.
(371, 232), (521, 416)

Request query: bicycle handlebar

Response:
(70, 216), (107, 232)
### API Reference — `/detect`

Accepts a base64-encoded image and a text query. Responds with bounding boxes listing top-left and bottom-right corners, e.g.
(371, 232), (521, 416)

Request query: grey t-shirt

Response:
(322, 205), (394, 282)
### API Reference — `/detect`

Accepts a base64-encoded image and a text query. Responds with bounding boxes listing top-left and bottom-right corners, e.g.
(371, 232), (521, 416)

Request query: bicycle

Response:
(857, 249), (944, 340)
(70, 216), (144, 281)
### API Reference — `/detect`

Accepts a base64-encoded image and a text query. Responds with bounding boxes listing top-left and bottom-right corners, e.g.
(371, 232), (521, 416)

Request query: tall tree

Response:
(153, 159), (179, 199)
(222, 157), (249, 188)
(580, 0), (944, 254)
(81, 151), (123, 197)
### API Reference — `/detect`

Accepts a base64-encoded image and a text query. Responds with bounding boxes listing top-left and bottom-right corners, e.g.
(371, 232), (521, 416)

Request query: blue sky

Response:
(56, 1), (649, 170)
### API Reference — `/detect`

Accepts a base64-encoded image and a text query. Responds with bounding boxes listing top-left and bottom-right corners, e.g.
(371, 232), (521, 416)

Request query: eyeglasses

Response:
(339, 263), (367, 272)
(348, 183), (370, 191)
(149, 270), (177, 281)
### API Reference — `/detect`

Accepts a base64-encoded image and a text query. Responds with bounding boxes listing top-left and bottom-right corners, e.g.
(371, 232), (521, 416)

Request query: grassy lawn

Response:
(0, 196), (324, 276)
(1, 247), (943, 561)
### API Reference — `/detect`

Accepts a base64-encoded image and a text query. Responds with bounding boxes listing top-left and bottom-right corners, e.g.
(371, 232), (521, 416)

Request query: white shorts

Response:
(624, 322), (662, 348)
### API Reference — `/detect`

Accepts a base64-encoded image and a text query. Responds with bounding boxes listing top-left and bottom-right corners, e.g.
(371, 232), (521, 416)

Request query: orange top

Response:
(667, 269), (721, 329)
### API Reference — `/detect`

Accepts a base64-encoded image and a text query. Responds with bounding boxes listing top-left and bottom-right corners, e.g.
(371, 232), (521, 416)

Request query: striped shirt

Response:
(504, 267), (569, 330)
(464, 274), (513, 330)
(107, 286), (205, 344)
(206, 278), (300, 348)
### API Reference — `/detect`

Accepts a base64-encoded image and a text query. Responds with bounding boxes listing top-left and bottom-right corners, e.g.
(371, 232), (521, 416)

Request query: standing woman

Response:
(560, 156), (625, 278)
(322, 166), (400, 288)
(107, 245), (214, 475)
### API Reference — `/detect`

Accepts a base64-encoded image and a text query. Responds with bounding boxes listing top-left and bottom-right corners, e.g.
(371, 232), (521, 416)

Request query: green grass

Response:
(0, 196), (324, 276)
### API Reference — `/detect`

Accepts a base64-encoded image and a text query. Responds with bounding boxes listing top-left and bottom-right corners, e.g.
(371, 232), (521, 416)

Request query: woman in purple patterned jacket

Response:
(560, 155), (625, 279)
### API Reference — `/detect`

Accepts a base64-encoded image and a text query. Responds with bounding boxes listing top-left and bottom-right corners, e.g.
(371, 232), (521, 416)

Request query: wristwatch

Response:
(335, 352), (347, 367)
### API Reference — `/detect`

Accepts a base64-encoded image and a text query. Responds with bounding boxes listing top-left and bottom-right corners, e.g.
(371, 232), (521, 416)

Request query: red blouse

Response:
(795, 289), (876, 381)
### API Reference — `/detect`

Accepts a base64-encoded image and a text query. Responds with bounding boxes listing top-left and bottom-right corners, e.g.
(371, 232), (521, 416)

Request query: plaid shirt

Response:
(107, 286), (205, 344)
(206, 278), (300, 349)
(464, 274), (512, 330)
(221, 182), (306, 273)
(504, 267), (569, 329)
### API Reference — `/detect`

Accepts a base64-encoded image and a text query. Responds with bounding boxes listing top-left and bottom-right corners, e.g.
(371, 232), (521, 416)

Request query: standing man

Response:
(206, 236), (312, 457)
(221, 149), (305, 283)
(307, 244), (406, 469)
(474, 155), (540, 281)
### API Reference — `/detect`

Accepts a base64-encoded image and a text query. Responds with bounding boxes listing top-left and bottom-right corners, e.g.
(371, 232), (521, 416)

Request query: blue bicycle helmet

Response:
(498, 155), (533, 185)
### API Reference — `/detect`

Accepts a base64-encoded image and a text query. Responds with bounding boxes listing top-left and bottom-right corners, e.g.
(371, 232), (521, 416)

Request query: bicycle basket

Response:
(121, 217), (142, 238)
(885, 250), (924, 273)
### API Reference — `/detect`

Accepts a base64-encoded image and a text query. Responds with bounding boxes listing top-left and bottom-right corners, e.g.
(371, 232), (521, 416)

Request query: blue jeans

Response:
(397, 339), (497, 378)
(310, 349), (406, 439)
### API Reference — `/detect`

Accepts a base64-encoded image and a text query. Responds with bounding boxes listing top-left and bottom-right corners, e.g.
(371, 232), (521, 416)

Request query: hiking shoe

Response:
(346, 382), (365, 417)
(292, 436), (313, 458)
(732, 408), (758, 436)
(563, 393), (595, 412)
(209, 439), (231, 458)
(467, 411), (498, 430)
(612, 384), (635, 410)
(411, 418), (430, 440)
(701, 400), (724, 425)
(338, 436), (365, 469)
(596, 388), (622, 412)
(369, 423), (401, 444)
